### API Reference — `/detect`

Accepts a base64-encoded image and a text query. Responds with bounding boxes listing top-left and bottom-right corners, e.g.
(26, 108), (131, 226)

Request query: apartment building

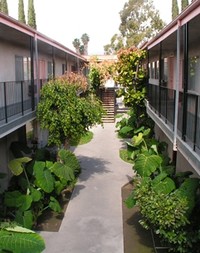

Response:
(145, 0), (200, 175)
(0, 12), (87, 188)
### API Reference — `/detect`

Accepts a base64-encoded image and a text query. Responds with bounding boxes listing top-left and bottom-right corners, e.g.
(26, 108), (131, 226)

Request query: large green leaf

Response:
(33, 161), (54, 193)
(49, 196), (62, 213)
(143, 128), (151, 136)
(124, 192), (136, 209)
(4, 191), (22, 207)
(134, 152), (162, 177)
(152, 172), (168, 185)
(132, 132), (144, 147)
(119, 126), (133, 135)
(175, 178), (200, 216)
(15, 210), (33, 229)
(4, 191), (32, 211)
(30, 187), (42, 202)
(0, 227), (45, 253)
(18, 195), (33, 211)
(152, 177), (176, 195)
(57, 149), (80, 174)
(54, 180), (67, 195)
(52, 162), (75, 182)
(8, 157), (32, 176)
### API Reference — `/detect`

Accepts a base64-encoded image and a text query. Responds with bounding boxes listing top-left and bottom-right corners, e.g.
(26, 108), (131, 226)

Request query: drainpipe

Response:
(172, 20), (181, 166)
(52, 47), (55, 79)
(30, 37), (35, 111)
(34, 33), (39, 104)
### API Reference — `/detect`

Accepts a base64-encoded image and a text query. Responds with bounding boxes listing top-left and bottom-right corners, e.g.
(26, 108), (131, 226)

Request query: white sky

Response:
(7, 0), (173, 55)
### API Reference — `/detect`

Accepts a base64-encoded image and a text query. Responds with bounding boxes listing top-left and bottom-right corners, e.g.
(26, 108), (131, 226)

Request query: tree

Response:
(18, 0), (26, 24)
(172, 0), (179, 20)
(72, 34), (90, 55)
(72, 38), (81, 54)
(181, 0), (189, 11)
(1, 0), (9, 15)
(104, 34), (124, 55)
(88, 56), (116, 92)
(28, 0), (36, 29)
(36, 73), (104, 147)
(118, 0), (165, 48)
(114, 47), (147, 122)
(81, 33), (90, 55)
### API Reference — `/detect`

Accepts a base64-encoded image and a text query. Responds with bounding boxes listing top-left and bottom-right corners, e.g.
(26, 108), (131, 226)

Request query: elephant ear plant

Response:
(0, 222), (45, 253)
(125, 127), (200, 253)
(0, 178), (45, 253)
(3, 149), (80, 229)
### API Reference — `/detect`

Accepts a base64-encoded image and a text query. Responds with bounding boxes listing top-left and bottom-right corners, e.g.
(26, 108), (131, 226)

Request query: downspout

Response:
(172, 20), (181, 166)
(30, 36), (35, 111)
(52, 47), (55, 79)
(33, 33), (40, 148)
(65, 53), (68, 73)
(34, 33), (39, 104)
(77, 56), (80, 73)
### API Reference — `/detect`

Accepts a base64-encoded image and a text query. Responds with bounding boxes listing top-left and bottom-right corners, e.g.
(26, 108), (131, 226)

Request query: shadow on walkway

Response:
(76, 155), (111, 182)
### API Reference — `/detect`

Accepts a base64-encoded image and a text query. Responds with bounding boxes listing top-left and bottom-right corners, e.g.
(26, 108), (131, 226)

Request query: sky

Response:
(7, 0), (173, 55)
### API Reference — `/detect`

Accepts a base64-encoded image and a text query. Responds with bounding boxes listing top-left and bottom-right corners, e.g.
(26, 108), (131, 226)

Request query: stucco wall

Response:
(154, 124), (199, 177)
(0, 40), (30, 82)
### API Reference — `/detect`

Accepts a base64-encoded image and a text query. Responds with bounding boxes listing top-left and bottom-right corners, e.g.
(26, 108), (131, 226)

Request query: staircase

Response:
(100, 88), (115, 123)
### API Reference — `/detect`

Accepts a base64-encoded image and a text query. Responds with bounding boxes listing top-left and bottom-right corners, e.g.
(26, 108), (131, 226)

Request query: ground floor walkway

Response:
(40, 123), (134, 253)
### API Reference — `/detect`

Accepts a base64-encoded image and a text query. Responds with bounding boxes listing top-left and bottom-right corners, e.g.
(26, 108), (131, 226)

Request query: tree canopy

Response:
(28, 0), (36, 29)
(18, 0), (26, 24)
(104, 0), (165, 54)
(37, 73), (104, 147)
(0, 0), (9, 14)
(181, 0), (189, 11)
(172, 0), (179, 20)
(72, 33), (90, 55)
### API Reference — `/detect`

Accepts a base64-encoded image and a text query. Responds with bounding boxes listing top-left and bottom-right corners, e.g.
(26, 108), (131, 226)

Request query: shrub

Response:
(126, 175), (200, 253)
(37, 76), (104, 147)
(3, 149), (80, 229)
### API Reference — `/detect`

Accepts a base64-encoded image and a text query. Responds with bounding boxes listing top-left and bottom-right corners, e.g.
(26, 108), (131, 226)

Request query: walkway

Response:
(40, 123), (133, 253)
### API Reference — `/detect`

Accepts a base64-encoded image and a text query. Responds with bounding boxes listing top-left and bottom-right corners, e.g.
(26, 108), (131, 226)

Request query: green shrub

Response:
(37, 78), (104, 147)
(125, 175), (200, 252)
(3, 148), (80, 229)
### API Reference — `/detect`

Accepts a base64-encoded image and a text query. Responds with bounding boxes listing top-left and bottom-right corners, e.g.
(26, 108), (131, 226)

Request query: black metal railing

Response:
(147, 83), (200, 152)
(0, 80), (37, 124)
(147, 83), (175, 128)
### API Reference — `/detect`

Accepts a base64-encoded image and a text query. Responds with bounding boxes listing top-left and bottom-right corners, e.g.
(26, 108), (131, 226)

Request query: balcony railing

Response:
(147, 83), (200, 153)
(0, 80), (36, 126)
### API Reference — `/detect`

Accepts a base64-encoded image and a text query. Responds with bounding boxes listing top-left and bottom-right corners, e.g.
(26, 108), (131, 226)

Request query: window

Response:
(151, 62), (155, 79)
(15, 56), (31, 81)
(161, 58), (168, 86)
(62, 64), (67, 74)
(155, 61), (159, 79)
(48, 61), (53, 78)
(71, 65), (77, 73)
(188, 56), (200, 94)
(23, 57), (31, 80)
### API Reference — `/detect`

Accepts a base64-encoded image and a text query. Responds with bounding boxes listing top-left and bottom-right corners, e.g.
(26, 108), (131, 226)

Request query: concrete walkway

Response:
(40, 123), (134, 253)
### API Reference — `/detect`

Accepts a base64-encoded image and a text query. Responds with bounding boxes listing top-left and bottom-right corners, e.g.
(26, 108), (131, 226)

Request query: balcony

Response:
(147, 83), (200, 172)
(0, 80), (37, 138)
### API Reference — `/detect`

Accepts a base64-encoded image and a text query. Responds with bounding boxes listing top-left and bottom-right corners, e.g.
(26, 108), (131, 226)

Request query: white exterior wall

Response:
(0, 41), (30, 82)
(55, 56), (65, 77)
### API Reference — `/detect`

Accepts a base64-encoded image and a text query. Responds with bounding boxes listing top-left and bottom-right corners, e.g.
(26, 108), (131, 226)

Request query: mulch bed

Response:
(122, 181), (155, 253)
(35, 189), (73, 232)
(122, 182), (169, 253)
